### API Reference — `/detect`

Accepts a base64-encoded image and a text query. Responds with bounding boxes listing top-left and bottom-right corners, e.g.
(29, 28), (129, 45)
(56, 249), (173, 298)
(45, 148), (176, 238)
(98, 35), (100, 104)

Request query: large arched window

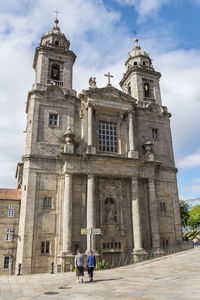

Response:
(51, 64), (60, 81)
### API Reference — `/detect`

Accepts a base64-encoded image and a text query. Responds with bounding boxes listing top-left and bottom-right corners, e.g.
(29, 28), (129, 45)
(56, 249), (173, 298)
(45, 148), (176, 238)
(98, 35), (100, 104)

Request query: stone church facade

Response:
(12, 19), (182, 274)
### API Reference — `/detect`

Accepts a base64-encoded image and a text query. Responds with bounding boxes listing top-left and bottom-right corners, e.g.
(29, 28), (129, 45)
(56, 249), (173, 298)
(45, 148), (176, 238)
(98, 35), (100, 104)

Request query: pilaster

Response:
(131, 177), (143, 251)
(128, 110), (138, 159)
(63, 173), (72, 254)
(148, 179), (160, 248)
(87, 174), (96, 252)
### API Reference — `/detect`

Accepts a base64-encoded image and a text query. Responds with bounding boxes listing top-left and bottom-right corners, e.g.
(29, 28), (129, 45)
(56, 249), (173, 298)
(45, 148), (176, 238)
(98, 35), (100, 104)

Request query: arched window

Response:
(51, 64), (60, 81)
(144, 82), (150, 97)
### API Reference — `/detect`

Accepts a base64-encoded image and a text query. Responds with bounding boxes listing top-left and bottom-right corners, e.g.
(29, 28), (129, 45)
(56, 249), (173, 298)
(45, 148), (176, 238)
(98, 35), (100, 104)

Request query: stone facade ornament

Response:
(63, 128), (75, 153)
(144, 141), (154, 161)
(89, 77), (97, 89)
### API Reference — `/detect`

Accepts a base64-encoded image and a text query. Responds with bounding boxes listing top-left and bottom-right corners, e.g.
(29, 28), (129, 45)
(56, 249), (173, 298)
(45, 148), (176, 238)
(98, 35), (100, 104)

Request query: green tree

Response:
(180, 201), (189, 227)
(187, 205), (200, 229)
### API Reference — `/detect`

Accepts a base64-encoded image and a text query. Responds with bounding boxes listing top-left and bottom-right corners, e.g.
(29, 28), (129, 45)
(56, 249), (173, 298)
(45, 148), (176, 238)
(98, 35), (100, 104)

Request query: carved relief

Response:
(105, 198), (117, 224)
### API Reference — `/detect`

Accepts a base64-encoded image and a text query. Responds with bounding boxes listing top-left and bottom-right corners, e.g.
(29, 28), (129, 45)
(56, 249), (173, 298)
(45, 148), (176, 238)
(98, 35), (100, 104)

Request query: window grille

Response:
(98, 121), (118, 153)
(43, 197), (52, 208)
(49, 114), (58, 127)
(8, 205), (14, 217)
(41, 241), (50, 254)
(5, 229), (13, 241)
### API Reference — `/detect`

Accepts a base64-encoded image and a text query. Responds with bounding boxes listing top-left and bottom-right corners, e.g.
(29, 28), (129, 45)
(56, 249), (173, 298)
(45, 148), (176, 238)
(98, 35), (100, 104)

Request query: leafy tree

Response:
(187, 205), (200, 229)
(180, 201), (189, 227)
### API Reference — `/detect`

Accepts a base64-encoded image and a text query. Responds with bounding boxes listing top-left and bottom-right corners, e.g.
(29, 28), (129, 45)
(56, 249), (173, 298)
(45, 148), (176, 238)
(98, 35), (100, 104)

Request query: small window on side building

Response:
(3, 256), (10, 269)
(5, 229), (13, 241)
(8, 205), (15, 217)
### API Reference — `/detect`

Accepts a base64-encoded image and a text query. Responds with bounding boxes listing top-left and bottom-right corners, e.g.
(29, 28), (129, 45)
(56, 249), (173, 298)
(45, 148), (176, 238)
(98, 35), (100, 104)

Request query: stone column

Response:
(88, 104), (93, 148)
(63, 173), (72, 253)
(148, 179), (160, 248)
(131, 177), (143, 251)
(128, 110), (138, 159)
(87, 174), (96, 252)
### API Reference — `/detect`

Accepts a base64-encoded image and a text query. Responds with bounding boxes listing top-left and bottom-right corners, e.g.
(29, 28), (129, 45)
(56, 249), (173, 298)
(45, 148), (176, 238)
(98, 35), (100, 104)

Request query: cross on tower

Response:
(104, 72), (114, 86)
(133, 30), (138, 38)
(54, 8), (60, 19)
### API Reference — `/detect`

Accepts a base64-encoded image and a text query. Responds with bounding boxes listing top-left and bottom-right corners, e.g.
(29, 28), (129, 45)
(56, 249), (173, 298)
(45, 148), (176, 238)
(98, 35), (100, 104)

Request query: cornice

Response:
(120, 66), (161, 87)
(33, 45), (76, 69)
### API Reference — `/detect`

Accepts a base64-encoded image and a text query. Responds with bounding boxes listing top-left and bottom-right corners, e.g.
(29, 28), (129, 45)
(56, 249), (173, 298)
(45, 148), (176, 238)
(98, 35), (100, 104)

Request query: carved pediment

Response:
(79, 86), (136, 104)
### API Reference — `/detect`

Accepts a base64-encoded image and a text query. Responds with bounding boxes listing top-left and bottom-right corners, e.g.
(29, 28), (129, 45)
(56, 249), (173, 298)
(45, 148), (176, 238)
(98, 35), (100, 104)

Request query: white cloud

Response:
(115, 0), (170, 19)
(177, 151), (200, 169)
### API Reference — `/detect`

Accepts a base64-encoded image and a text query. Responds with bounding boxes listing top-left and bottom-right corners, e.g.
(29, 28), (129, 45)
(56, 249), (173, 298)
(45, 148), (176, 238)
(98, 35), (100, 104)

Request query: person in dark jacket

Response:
(87, 250), (96, 282)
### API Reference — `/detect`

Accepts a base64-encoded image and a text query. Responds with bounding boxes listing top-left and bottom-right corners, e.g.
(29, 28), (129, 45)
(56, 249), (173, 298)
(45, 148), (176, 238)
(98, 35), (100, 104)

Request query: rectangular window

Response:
(5, 229), (13, 241)
(49, 113), (58, 127)
(98, 121), (118, 153)
(152, 128), (158, 140)
(8, 205), (15, 217)
(43, 197), (52, 208)
(160, 202), (166, 212)
(41, 241), (50, 254)
(162, 239), (169, 247)
(3, 256), (10, 269)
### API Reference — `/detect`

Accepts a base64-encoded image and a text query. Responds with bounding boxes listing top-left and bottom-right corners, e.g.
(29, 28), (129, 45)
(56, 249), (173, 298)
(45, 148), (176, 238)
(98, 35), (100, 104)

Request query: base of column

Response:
(64, 144), (74, 153)
(60, 253), (75, 272)
(87, 145), (96, 154)
(128, 150), (139, 159)
(132, 249), (147, 263)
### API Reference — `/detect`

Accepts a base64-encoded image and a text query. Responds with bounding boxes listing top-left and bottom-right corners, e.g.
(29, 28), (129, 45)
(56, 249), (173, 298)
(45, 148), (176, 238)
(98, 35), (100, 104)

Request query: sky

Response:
(0, 0), (200, 200)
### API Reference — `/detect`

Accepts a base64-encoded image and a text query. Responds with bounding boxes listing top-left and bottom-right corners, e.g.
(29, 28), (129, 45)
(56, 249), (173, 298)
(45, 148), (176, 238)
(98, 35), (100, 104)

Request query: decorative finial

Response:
(54, 8), (60, 19)
(104, 72), (114, 86)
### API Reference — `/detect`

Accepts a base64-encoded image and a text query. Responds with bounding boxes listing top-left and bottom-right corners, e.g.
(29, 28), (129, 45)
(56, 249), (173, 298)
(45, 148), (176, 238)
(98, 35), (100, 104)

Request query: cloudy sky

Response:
(0, 0), (200, 200)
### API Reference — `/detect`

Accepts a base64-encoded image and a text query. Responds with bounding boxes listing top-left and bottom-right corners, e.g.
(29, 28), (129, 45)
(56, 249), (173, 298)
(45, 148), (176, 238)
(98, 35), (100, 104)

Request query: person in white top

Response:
(74, 249), (84, 283)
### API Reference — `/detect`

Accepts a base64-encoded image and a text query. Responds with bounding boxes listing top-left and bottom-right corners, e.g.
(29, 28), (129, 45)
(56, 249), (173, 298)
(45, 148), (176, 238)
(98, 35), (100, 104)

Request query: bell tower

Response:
(120, 38), (162, 105)
(33, 18), (76, 90)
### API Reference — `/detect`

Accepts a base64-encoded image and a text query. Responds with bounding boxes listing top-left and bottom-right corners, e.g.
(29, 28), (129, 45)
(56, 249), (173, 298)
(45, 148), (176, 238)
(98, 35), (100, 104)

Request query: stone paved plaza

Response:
(0, 248), (199, 300)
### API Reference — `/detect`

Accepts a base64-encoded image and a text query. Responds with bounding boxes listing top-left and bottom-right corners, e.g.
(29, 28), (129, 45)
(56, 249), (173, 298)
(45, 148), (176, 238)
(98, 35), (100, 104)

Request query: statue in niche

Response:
(105, 198), (117, 223)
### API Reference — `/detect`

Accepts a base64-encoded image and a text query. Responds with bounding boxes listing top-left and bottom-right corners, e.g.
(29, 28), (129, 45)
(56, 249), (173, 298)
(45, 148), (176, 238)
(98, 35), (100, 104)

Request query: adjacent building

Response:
(0, 189), (20, 274)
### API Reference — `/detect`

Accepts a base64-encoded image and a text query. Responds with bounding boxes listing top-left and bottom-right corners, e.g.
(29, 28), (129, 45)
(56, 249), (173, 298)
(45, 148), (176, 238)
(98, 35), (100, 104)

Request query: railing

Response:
(100, 241), (194, 269)
(0, 241), (194, 276)
(47, 79), (63, 86)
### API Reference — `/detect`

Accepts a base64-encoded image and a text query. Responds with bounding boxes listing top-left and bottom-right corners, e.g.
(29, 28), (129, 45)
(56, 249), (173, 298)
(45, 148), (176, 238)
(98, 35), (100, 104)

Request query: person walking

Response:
(74, 249), (84, 283)
(87, 250), (96, 282)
